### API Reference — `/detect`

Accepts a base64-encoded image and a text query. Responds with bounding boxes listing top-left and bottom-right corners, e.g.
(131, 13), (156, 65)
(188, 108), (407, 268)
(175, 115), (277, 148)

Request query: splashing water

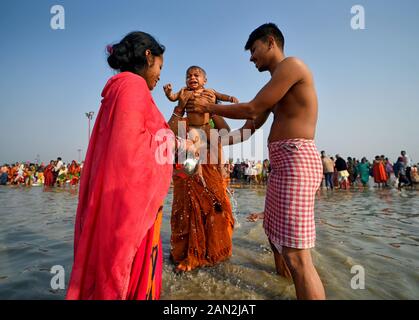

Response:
(227, 187), (241, 228)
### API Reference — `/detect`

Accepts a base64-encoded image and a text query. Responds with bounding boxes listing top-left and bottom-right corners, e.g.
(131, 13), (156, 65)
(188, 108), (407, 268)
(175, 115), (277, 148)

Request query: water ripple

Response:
(0, 186), (418, 299)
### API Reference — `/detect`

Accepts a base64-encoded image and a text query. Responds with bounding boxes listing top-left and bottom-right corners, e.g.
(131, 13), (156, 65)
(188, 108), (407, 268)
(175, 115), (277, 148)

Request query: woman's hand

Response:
(185, 138), (198, 154)
(175, 137), (198, 156)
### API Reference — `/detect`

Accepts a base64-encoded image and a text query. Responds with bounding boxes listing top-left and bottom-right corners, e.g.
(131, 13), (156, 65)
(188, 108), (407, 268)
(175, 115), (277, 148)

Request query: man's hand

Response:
(246, 212), (264, 222)
(199, 90), (217, 103)
(185, 94), (212, 114)
(187, 97), (208, 114)
(202, 89), (217, 103)
(230, 96), (239, 103)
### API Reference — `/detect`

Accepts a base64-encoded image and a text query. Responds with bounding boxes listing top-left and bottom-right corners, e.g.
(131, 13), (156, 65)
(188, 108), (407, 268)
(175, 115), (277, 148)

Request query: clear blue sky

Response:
(1, 0), (419, 164)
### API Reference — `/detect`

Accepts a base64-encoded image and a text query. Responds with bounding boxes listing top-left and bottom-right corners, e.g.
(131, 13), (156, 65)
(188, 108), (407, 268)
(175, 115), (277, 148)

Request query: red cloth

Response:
(43, 164), (54, 187)
(66, 72), (173, 300)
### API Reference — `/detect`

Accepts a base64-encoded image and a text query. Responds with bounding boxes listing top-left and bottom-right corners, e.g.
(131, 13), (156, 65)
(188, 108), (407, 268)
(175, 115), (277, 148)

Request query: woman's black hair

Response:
(107, 31), (165, 74)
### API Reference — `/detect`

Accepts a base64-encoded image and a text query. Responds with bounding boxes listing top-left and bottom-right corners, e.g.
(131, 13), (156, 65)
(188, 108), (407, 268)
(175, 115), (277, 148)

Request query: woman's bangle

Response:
(173, 106), (185, 116)
(172, 112), (183, 119)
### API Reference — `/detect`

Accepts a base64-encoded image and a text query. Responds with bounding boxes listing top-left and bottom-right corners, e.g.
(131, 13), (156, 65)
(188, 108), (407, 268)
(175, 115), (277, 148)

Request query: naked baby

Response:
(164, 66), (238, 185)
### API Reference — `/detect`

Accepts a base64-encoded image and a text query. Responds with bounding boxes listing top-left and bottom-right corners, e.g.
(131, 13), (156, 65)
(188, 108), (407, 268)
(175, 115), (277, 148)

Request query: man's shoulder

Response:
(274, 57), (311, 80)
(279, 57), (308, 69)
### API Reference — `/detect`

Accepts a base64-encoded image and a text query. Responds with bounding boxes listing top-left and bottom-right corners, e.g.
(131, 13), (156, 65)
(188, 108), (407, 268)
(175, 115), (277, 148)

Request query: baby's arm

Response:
(163, 84), (181, 102)
(213, 90), (239, 104)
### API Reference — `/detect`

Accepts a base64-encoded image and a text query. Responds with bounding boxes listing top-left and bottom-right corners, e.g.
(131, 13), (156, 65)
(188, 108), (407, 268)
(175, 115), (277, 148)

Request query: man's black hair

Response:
(245, 23), (285, 51)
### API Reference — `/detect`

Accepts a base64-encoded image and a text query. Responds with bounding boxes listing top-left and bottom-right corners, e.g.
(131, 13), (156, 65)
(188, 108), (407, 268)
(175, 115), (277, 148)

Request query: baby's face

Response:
(186, 69), (206, 90)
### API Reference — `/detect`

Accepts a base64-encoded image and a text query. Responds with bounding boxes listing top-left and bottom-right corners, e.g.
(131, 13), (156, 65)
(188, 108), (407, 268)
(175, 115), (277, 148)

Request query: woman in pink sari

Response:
(66, 31), (185, 300)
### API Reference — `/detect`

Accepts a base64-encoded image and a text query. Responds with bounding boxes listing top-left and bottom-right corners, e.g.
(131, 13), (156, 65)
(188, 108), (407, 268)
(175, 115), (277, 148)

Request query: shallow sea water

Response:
(0, 184), (418, 300)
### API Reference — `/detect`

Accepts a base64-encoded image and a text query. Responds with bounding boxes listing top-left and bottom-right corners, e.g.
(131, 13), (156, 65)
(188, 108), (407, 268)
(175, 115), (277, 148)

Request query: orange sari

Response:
(170, 123), (234, 271)
(373, 160), (387, 183)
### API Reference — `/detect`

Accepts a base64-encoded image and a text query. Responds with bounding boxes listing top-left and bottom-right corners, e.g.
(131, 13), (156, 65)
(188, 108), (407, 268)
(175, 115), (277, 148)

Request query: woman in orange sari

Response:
(168, 103), (234, 272)
(373, 155), (388, 187)
(66, 31), (186, 300)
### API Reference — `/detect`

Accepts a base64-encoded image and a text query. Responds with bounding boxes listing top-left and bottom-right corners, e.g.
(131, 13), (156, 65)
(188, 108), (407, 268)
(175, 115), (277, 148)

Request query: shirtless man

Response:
(186, 23), (325, 300)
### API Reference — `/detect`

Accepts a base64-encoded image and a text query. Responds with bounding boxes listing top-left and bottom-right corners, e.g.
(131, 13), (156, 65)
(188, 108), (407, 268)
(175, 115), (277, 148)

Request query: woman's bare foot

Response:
(174, 262), (192, 273)
(247, 212), (264, 222)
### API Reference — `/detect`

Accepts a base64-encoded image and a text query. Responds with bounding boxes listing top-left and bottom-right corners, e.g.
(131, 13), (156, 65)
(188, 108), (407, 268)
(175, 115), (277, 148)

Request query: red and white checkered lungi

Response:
(263, 139), (323, 251)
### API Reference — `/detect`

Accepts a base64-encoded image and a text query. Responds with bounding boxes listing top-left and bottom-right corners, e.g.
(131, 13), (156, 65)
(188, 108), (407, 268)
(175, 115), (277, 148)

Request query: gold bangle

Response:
(172, 112), (183, 118)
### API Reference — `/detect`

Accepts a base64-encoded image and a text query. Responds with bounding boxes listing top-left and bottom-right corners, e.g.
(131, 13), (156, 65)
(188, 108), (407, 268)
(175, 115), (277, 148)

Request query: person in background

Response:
(321, 151), (334, 190)
(335, 155), (349, 190)
(372, 155), (387, 188)
(394, 157), (409, 190)
(401, 150), (412, 186)
(356, 157), (370, 188)
(0, 165), (9, 185)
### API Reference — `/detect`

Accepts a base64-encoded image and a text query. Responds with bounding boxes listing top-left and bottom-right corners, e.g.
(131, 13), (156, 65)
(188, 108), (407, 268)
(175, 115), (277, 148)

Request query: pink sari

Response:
(66, 72), (173, 300)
